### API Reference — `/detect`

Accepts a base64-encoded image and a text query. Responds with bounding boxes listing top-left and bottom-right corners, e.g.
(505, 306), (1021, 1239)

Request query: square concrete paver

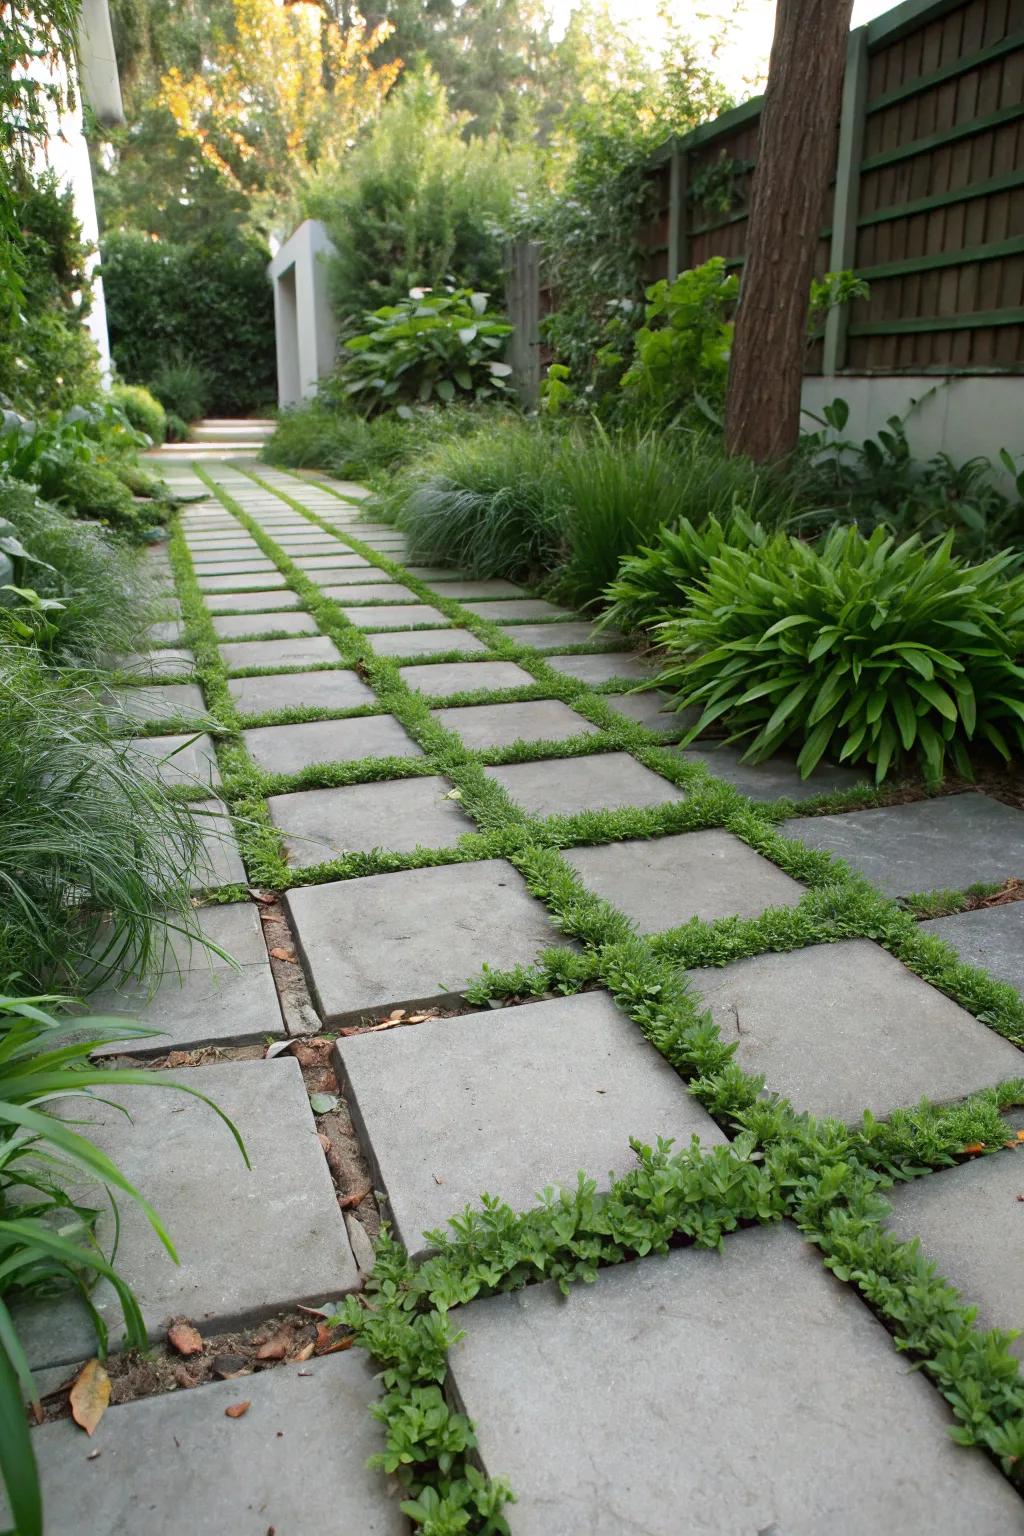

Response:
(320, 583), (412, 604)
(110, 683), (208, 727)
(604, 690), (691, 737)
(268, 775), (473, 866)
(503, 622), (623, 649)
(228, 668), (375, 716)
(450, 1223), (1019, 1535)
(203, 590), (301, 613)
(427, 580), (523, 599)
(399, 660), (536, 697)
(220, 635), (342, 671)
(211, 610), (318, 639)
(15, 1059), (357, 1369)
(368, 628), (488, 658)
(294, 555), (370, 572)
(464, 599), (573, 621)
(198, 572), (287, 592)
(128, 731), (221, 789)
(88, 903), (283, 1055)
(433, 699), (599, 750)
(688, 938), (1024, 1121)
(545, 651), (654, 684)
(180, 797), (248, 889)
(118, 647), (195, 678)
(564, 830), (804, 933)
(336, 603), (449, 629)
(9, 1354), (404, 1536)
(919, 904), (1024, 995)
(244, 714), (422, 775)
(286, 859), (563, 1024)
(189, 558), (276, 575)
(682, 742), (867, 801)
(319, 572), (402, 591)
(885, 1151), (1024, 1357)
(337, 991), (724, 1254)
(485, 752), (685, 819)
(784, 793), (1024, 896)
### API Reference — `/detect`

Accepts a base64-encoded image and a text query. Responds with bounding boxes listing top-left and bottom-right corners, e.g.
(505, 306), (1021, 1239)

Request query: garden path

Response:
(12, 451), (1024, 1533)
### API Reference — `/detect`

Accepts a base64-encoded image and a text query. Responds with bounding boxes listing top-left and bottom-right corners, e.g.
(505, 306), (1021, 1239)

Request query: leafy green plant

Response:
(689, 151), (746, 216)
(0, 992), (247, 1536)
(110, 383), (166, 445)
(657, 526), (1024, 784)
(0, 648), (213, 992)
(340, 288), (513, 415)
(146, 350), (212, 425)
(807, 271), (869, 339)
(618, 258), (738, 421)
(600, 508), (769, 633)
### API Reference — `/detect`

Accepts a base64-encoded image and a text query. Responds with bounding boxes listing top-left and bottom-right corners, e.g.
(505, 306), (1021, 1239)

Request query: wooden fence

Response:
(508, 0), (1024, 398)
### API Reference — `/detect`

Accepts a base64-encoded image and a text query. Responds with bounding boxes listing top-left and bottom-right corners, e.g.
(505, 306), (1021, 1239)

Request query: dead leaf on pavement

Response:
(247, 889), (276, 905)
(167, 1322), (204, 1357)
(256, 1330), (292, 1362)
(314, 1324), (354, 1356)
(225, 1401), (251, 1419)
(269, 946), (297, 963)
(338, 1188), (370, 1209)
(70, 1360), (110, 1436)
(264, 1039), (292, 1058)
(293, 1340), (316, 1361)
(963, 1142), (985, 1155)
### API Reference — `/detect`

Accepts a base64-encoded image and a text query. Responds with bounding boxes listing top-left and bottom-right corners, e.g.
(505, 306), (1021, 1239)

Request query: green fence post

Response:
(824, 25), (870, 376)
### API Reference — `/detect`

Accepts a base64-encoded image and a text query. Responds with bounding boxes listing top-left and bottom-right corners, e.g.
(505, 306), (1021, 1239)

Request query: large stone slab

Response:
(129, 732), (221, 789)
(503, 621), (623, 649)
(432, 699), (599, 750)
(399, 660), (536, 697)
(118, 647), (195, 678)
(368, 627), (488, 657)
(228, 668), (375, 716)
(919, 904), (1024, 995)
(203, 589), (301, 613)
(885, 1151), (1024, 1358)
(293, 554), (371, 571)
(319, 571), (401, 590)
(244, 714), (422, 775)
(485, 752), (685, 819)
(188, 557), (276, 575)
(544, 651), (654, 683)
(603, 690), (690, 737)
(336, 602), (449, 629)
(319, 582), (412, 604)
(688, 938), (1024, 1121)
(211, 610), (318, 639)
(784, 793), (1024, 896)
(268, 775), (473, 866)
(286, 859), (563, 1024)
(450, 1223), (1019, 1535)
(8, 1354), (403, 1536)
(220, 635), (341, 670)
(109, 683), (208, 727)
(682, 742), (867, 801)
(427, 579), (523, 599)
(15, 1059), (357, 1368)
(88, 903), (283, 1055)
(564, 830), (804, 933)
(337, 991), (724, 1255)
(464, 599), (572, 621)
(197, 572), (288, 592)
(180, 797), (248, 889)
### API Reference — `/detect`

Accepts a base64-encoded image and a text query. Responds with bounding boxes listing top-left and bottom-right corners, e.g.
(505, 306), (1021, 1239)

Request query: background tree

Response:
(724, 0), (854, 462)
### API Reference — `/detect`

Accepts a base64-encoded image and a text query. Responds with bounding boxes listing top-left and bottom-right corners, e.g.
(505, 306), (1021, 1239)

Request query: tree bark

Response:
(724, 0), (853, 463)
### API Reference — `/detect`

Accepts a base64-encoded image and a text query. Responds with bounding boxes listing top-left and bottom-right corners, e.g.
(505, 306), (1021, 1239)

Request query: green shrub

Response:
(656, 527), (1024, 784)
(36, 457), (139, 529)
(110, 383), (166, 444)
(0, 648), (213, 992)
(600, 509), (770, 633)
(340, 288), (512, 414)
(618, 258), (738, 421)
(146, 350), (212, 424)
(263, 402), (410, 481)
(0, 993), (245, 1536)
(165, 412), (190, 443)
(101, 229), (275, 415)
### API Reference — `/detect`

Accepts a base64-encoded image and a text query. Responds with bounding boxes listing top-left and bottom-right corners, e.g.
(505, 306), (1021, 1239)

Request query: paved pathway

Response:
(12, 448), (1024, 1532)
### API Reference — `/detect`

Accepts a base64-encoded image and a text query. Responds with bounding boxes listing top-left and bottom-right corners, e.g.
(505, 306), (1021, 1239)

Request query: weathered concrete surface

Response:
(180, 797), (248, 889)
(544, 652), (655, 684)
(464, 599), (573, 621)
(688, 939), (1024, 1121)
(227, 668), (375, 716)
(368, 627), (487, 657)
(503, 622), (624, 649)
(336, 602), (449, 629)
(919, 904), (1024, 996)
(220, 635), (341, 671)
(564, 830), (804, 933)
(399, 660), (536, 697)
(450, 1224), (1020, 1535)
(211, 611), (318, 639)
(485, 752), (684, 819)
(197, 572), (288, 592)
(427, 580), (524, 599)
(286, 859), (563, 1024)
(243, 714), (422, 775)
(129, 732), (221, 789)
(268, 775), (474, 865)
(203, 590), (301, 613)
(336, 991), (724, 1254)
(7, 1355), (403, 1535)
(785, 793), (1024, 896)
(682, 742), (867, 801)
(432, 699), (599, 750)
(603, 690), (690, 737)
(110, 684), (208, 726)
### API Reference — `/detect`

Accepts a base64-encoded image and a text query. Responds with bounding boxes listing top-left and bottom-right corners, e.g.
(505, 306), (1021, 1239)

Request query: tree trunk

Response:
(724, 0), (853, 463)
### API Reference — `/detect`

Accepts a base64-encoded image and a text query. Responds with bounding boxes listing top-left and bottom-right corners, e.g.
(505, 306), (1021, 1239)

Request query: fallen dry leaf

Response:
(338, 1188), (370, 1209)
(167, 1322), (204, 1357)
(1017, 1131), (1024, 1142)
(314, 1324), (354, 1356)
(225, 1401), (251, 1419)
(269, 946), (297, 963)
(296, 1303), (333, 1318)
(211, 1353), (248, 1380)
(247, 888), (276, 905)
(317, 1132), (332, 1153)
(70, 1360), (110, 1436)
(256, 1330), (292, 1362)
(387, 1008), (406, 1021)
(293, 1340), (316, 1361)
(963, 1142), (986, 1155)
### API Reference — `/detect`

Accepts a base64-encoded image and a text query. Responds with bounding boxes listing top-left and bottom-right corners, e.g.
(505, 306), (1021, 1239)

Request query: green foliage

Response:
(807, 271), (870, 339)
(619, 258), (738, 420)
(799, 403), (1024, 560)
(110, 383), (166, 444)
(0, 648), (213, 992)
(340, 288), (513, 414)
(101, 229), (275, 415)
(165, 412), (190, 443)
(656, 526), (1024, 784)
(601, 508), (770, 633)
(308, 67), (528, 324)
(689, 150), (745, 215)
(0, 991), (246, 1536)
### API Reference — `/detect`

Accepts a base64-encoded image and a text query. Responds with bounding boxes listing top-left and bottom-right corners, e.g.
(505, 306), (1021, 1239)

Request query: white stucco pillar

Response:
(267, 220), (338, 408)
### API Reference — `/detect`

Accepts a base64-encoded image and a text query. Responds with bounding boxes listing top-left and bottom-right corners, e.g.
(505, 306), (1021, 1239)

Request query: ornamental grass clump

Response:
(655, 526), (1024, 784)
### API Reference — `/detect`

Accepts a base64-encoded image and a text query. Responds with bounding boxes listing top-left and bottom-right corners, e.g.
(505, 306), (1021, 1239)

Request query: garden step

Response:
(284, 859), (564, 1025)
(430, 698), (599, 749)
(15, 1059), (357, 1371)
(448, 1223), (1019, 1534)
(268, 774), (473, 866)
(243, 713), (422, 775)
(4, 1354), (402, 1535)
(919, 904), (1024, 994)
(399, 659), (536, 696)
(484, 751), (685, 819)
(219, 634), (342, 670)
(784, 792), (1024, 896)
(335, 991), (725, 1256)
(367, 626), (488, 656)
(681, 742), (867, 801)
(885, 1149), (1024, 1357)
(226, 666), (374, 715)
(544, 650), (656, 683)
(687, 938), (1024, 1122)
